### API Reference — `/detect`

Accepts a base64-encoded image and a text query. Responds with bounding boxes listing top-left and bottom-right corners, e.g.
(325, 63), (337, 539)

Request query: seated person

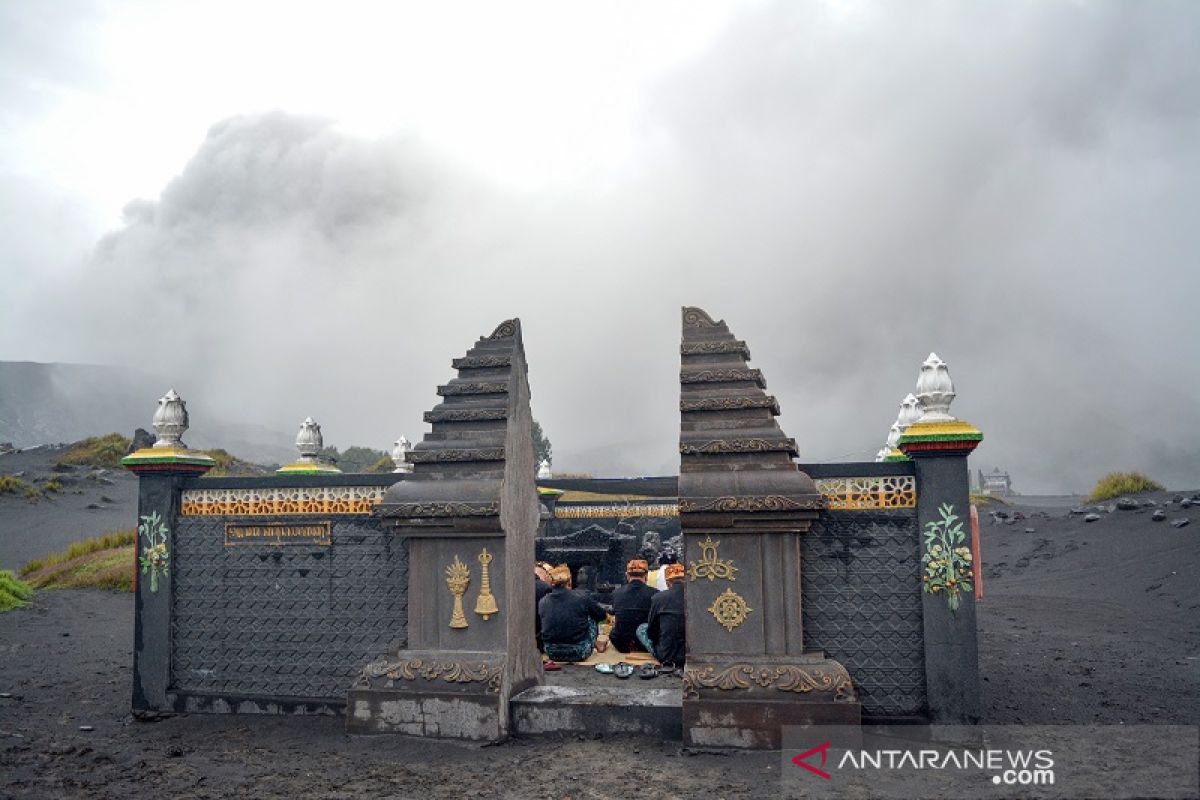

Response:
(609, 559), (659, 653)
(534, 563), (553, 652)
(538, 564), (607, 663)
(636, 563), (686, 667)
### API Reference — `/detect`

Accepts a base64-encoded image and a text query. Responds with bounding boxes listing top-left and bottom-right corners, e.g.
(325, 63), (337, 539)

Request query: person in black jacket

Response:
(538, 564), (607, 663)
(609, 559), (658, 653)
(637, 562), (686, 667)
(534, 571), (552, 652)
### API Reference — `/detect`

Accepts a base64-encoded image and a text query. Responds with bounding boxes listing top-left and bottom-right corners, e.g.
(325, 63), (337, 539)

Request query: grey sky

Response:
(1, 1), (1197, 492)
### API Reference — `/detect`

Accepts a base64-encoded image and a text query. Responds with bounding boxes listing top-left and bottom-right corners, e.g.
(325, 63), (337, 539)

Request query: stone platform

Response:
(510, 668), (683, 739)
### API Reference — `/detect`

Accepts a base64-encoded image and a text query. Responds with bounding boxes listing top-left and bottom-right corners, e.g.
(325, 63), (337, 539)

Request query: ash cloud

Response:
(21, 1), (1200, 493)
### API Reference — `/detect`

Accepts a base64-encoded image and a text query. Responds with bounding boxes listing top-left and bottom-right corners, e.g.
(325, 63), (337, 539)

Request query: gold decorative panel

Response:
(814, 476), (916, 510)
(180, 486), (387, 516)
(553, 503), (679, 519)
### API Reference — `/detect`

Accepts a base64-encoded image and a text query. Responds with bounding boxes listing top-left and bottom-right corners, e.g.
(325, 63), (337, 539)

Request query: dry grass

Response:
(22, 545), (135, 592)
(56, 434), (131, 468)
(0, 570), (34, 612)
(21, 529), (135, 577)
(1086, 472), (1164, 503)
(0, 475), (33, 494)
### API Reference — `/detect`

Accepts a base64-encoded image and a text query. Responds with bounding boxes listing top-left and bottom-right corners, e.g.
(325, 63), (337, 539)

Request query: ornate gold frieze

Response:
(683, 662), (856, 702)
(688, 535), (737, 582)
(553, 503), (679, 519)
(357, 657), (502, 694)
(180, 486), (386, 516)
(445, 556), (471, 629)
(815, 476), (917, 510)
(680, 437), (797, 455)
(474, 548), (498, 620)
(680, 495), (823, 513)
(708, 588), (752, 632)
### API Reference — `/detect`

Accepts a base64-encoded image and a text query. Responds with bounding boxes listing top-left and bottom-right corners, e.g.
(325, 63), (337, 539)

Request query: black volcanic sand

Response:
(0, 447), (138, 571)
(2, 450), (1199, 797)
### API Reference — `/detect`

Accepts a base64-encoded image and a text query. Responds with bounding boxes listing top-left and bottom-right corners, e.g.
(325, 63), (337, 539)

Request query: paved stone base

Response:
(511, 682), (683, 739)
(683, 697), (861, 749)
(345, 689), (502, 741)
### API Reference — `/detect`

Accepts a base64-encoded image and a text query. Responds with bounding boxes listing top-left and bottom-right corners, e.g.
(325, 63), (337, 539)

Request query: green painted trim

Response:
(121, 452), (217, 467)
(898, 431), (984, 444)
(882, 453), (911, 462)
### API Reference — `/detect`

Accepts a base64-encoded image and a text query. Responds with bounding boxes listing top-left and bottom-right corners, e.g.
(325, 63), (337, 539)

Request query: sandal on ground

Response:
(594, 663), (614, 675)
(638, 665), (658, 680)
(543, 660), (561, 671)
(613, 662), (634, 679)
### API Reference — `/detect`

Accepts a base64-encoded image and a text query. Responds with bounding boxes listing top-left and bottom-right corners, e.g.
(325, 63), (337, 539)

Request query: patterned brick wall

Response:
(802, 510), (926, 717)
(171, 516), (407, 701)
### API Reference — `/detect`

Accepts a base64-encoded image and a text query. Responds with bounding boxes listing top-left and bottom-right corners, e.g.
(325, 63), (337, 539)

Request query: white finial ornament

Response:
(392, 436), (413, 473)
(898, 393), (922, 429)
(537, 458), (552, 479)
(295, 417), (324, 462)
(152, 389), (189, 449)
(914, 352), (957, 423)
(874, 446), (890, 463)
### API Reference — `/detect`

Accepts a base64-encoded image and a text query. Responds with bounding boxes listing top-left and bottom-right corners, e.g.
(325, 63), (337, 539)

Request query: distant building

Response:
(978, 467), (1015, 497)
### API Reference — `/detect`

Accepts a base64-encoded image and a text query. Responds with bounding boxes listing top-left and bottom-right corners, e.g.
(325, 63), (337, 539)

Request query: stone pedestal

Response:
(346, 319), (541, 741)
(678, 308), (860, 748)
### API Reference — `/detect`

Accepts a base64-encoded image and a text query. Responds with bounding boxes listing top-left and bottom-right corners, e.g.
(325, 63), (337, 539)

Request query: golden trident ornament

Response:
(445, 556), (471, 629)
(689, 535), (738, 582)
(474, 548), (499, 620)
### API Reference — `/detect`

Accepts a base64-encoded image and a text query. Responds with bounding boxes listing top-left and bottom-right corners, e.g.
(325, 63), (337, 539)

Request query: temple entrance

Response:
(516, 476), (686, 738)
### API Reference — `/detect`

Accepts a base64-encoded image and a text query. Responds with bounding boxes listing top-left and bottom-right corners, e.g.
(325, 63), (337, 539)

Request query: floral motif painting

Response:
(922, 503), (973, 611)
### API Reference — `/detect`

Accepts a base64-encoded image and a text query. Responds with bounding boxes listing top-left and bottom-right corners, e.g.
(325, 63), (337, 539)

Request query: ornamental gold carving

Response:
(180, 486), (386, 517)
(814, 476), (917, 510)
(688, 536), (737, 582)
(358, 657), (502, 694)
(708, 588), (752, 632)
(679, 438), (797, 455)
(682, 663), (856, 702)
(445, 556), (471, 629)
(474, 548), (499, 620)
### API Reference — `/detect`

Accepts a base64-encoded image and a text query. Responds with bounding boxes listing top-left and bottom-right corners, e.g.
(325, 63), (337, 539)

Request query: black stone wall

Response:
(172, 515), (407, 702)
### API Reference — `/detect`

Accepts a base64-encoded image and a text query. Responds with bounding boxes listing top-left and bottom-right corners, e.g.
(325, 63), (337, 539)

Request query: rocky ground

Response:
(1, 446), (1198, 798)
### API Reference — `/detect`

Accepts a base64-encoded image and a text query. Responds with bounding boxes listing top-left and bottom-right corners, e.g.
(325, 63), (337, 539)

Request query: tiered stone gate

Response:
(125, 310), (982, 746)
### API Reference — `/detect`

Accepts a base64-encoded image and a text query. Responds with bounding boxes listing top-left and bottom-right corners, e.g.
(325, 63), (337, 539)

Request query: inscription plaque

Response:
(224, 522), (331, 546)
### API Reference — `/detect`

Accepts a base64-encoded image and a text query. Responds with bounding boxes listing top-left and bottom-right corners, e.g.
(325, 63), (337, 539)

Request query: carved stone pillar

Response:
(346, 319), (541, 741)
(678, 308), (860, 749)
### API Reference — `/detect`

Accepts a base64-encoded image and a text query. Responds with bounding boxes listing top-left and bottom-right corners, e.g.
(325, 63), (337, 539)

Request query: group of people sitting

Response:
(535, 557), (686, 669)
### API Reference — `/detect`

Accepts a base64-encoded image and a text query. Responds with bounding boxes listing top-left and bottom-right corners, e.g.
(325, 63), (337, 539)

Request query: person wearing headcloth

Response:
(534, 562), (554, 652)
(538, 564), (608, 663)
(609, 559), (659, 653)
(637, 562), (686, 667)
(652, 549), (679, 591)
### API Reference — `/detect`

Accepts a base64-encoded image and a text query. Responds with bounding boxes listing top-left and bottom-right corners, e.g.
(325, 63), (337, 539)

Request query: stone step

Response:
(510, 682), (682, 739)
